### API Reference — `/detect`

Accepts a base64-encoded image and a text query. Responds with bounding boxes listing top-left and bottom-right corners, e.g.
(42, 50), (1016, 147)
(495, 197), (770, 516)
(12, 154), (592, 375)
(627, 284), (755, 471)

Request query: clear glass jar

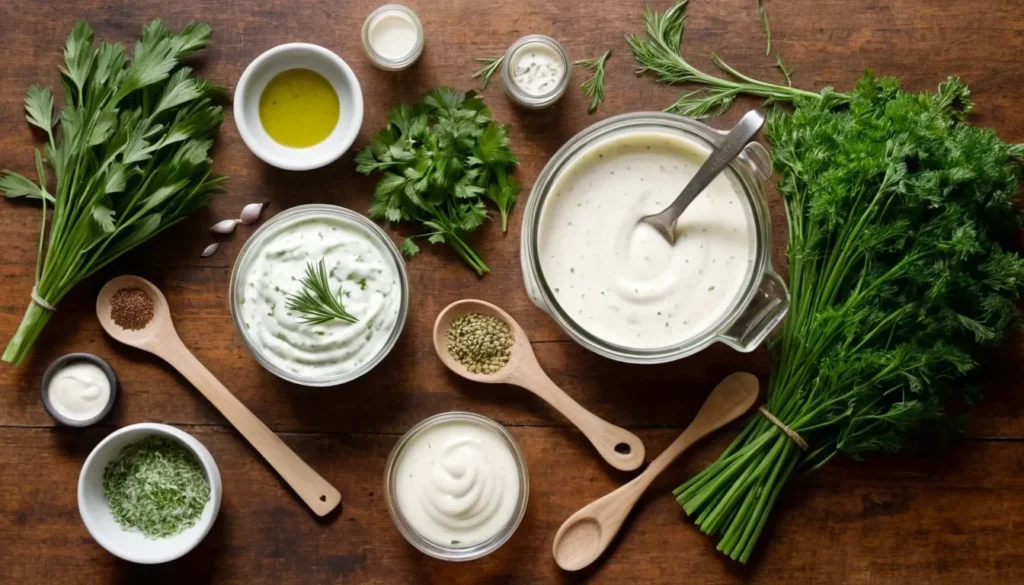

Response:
(521, 112), (788, 364)
(229, 204), (409, 386)
(361, 4), (424, 71)
(500, 35), (570, 109)
(384, 412), (529, 561)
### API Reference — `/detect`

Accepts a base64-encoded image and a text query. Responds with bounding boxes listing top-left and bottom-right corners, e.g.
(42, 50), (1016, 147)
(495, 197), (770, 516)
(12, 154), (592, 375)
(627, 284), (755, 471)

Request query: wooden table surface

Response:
(2, 0), (1024, 583)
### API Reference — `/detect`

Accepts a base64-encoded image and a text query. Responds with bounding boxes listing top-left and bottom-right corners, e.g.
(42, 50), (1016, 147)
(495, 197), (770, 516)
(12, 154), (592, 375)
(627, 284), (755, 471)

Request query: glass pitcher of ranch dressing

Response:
(521, 112), (788, 364)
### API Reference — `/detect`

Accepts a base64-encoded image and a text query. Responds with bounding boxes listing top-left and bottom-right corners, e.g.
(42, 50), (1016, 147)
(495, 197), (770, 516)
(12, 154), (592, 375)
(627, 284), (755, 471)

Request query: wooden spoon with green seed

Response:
(433, 299), (646, 471)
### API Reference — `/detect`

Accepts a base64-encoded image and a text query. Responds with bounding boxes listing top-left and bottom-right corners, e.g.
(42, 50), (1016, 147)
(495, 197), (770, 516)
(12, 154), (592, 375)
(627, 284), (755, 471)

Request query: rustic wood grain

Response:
(1, 0), (1023, 583)
(1, 427), (1022, 584)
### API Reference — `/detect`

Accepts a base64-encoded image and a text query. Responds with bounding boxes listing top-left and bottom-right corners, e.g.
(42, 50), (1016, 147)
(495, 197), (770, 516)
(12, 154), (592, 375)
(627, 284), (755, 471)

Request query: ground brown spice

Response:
(110, 288), (155, 330)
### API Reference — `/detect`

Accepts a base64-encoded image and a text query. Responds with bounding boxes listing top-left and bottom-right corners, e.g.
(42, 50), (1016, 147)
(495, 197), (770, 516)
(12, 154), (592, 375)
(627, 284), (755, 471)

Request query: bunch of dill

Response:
(675, 73), (1024, 562)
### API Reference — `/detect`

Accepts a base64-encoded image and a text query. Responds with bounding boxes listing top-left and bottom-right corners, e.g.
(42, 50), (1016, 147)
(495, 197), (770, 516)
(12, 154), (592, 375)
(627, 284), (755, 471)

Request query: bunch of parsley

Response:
(674, 74), (1024, 562)
(0, 20), (225, 365)
(355, 87), (519, 275)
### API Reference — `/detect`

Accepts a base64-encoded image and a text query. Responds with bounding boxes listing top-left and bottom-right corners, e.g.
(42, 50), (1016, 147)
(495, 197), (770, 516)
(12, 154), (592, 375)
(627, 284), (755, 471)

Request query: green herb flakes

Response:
(446, 313), (513, 374)
(103, 436), (210, 539)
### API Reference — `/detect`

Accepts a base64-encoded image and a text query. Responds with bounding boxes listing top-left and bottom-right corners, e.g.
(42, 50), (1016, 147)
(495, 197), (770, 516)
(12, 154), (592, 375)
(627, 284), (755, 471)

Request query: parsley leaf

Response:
(356, 87), (520, 276)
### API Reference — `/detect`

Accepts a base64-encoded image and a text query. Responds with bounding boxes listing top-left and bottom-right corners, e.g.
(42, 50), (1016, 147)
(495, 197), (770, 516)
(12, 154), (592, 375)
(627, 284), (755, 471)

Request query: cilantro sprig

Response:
(355, 87), (520, 276)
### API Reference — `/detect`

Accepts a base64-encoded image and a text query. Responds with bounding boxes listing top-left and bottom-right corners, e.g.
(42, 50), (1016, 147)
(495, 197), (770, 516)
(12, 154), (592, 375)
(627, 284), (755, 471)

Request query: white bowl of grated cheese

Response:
(77, 423), (222, 564)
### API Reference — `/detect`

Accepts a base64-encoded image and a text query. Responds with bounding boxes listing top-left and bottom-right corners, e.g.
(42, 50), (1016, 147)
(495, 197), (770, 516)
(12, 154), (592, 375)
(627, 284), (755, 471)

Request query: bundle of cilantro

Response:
(355, 88), (520, 275)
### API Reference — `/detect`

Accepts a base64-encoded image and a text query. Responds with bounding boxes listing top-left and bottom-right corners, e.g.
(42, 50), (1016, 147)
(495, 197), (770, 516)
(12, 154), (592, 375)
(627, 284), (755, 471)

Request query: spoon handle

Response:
(648, 110), (765, 230)
(510, 366), (645, 471)
(155, 333), (341, 516)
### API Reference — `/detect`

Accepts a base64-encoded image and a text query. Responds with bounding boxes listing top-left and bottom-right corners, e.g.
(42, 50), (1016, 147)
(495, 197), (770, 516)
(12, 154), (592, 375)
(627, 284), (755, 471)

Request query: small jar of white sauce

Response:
(362, 4), (424, 71)
(40, 354), (117, 427)
(384, 412), (529, 561)
(501, 35), (570, 109)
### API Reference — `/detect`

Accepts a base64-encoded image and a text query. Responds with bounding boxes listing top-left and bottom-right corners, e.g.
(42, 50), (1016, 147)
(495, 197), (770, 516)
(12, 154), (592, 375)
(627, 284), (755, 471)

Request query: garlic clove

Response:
(201, 242), (220, 257)
(238, 202), (267, 225)
(210, 219), (239, 234)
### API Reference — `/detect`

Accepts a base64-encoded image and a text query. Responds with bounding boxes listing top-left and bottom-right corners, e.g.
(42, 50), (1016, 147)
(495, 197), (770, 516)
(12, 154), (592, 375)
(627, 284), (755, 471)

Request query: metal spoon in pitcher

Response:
(639, 110), (765, 244)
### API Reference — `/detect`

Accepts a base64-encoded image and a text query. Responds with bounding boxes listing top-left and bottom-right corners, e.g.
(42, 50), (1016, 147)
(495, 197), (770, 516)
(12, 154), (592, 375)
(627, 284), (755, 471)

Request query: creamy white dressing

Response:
(367, 10), (419, 60)
(238, 214), (401, 379)
(537, 131), (756, 349)
(511, 42), (565, 96)
(47, 361), (111, 422)
(394, 419), (521, 547)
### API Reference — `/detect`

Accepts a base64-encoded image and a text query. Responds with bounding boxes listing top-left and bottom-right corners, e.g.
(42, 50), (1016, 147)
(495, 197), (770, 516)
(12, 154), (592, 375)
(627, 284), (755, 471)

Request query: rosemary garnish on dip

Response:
(285, 259), (359, 326)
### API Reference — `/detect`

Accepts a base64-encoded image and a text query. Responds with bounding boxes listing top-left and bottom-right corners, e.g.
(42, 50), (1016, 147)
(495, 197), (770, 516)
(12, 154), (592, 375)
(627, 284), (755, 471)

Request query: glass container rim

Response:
(383, 411), (530, 561)
(522, 111), (774, 363)
(228, 204), (409, 387)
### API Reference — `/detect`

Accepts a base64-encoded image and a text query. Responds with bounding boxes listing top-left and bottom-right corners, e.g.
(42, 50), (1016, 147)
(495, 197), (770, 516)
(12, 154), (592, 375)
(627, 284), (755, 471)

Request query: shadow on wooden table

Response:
(112, 510), (225, 584)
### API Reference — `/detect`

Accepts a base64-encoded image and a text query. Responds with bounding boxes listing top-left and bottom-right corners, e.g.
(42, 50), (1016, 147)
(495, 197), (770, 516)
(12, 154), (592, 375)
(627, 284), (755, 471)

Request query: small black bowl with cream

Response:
(40, 353), (118, 427)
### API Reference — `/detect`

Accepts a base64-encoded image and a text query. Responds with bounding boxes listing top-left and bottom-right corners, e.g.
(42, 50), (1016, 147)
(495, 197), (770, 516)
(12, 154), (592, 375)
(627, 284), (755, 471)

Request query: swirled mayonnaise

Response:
(537, 131), (756, 349)
(238, 214), (401, 379)
(394, 418), (521, 547)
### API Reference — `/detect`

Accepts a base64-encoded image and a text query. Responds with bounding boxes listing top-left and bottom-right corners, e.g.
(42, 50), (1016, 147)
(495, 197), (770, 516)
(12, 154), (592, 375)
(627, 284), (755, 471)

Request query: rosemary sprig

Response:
(472, 56), (504, 90)
(627, 1), (832, 118)
(285, 259), (358, 326)
(574, 50), (611, 114)
(758, 0), (771, 56)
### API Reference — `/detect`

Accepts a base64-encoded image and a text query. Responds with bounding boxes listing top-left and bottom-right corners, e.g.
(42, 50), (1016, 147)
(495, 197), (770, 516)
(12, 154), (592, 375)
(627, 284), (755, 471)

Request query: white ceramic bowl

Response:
(78, 423), (223, 564)
(234, 43), (364, 171)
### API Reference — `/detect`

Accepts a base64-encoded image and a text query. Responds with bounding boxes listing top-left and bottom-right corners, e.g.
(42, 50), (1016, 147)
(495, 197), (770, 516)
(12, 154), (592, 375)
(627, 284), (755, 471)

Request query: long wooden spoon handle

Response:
(156, 335), (341, 516)
(512, 367), (645, 471)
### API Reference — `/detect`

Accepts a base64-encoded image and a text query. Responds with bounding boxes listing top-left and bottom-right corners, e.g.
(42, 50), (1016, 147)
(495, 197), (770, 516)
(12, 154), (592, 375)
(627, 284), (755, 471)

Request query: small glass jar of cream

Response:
(40, 353), (118, 427)
(384, 412), (529, 561)
(501, 35), (570, 109)
(362, 4), (424, 71)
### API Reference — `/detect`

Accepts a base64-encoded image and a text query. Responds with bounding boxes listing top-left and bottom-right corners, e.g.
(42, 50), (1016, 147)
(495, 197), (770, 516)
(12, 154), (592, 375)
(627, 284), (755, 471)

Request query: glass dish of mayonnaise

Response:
(521, 112), (788, 364)
(229, 204), (408, 386)
(384, 412), (529, 561)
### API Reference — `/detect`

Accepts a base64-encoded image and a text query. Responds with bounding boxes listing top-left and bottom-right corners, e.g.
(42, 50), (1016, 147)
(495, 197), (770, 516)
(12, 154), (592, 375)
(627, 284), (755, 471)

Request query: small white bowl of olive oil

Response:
(234, 43), (364, 171)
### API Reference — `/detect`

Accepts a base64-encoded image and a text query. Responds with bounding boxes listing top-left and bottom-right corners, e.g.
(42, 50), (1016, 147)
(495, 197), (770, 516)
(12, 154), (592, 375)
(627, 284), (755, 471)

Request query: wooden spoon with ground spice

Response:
(433, 299), (646, 472)
(96, 275), (341, 517)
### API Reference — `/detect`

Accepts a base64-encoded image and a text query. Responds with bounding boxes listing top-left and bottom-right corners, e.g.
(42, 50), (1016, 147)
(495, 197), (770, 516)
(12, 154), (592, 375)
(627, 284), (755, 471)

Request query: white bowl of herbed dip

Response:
(78, 423), (222, 564)
(521, 112), (789, 364)
(229, 204), (409, 386)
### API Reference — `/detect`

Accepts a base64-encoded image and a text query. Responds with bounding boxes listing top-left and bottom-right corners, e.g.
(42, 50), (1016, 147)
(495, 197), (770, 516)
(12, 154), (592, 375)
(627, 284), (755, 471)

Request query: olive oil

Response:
(258, 69), (340, 148)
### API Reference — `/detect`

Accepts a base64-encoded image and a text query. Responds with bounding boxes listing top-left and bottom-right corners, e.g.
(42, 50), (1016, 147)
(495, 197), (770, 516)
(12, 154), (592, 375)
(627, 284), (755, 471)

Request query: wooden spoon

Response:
(433, 299), (645, 472)
(551, 372), (759, 571)
(96, 275), (341, 517)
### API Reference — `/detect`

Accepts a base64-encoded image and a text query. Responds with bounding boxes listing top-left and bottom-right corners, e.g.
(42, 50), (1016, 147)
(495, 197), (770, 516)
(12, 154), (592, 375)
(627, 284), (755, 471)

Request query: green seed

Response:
(446, 313), (513, 373)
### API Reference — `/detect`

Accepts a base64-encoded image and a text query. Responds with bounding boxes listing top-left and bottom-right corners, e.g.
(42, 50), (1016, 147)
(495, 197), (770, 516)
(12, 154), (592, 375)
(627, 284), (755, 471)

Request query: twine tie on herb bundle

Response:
(30, 286), (56, 312)
(757, 406), (808, 451)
